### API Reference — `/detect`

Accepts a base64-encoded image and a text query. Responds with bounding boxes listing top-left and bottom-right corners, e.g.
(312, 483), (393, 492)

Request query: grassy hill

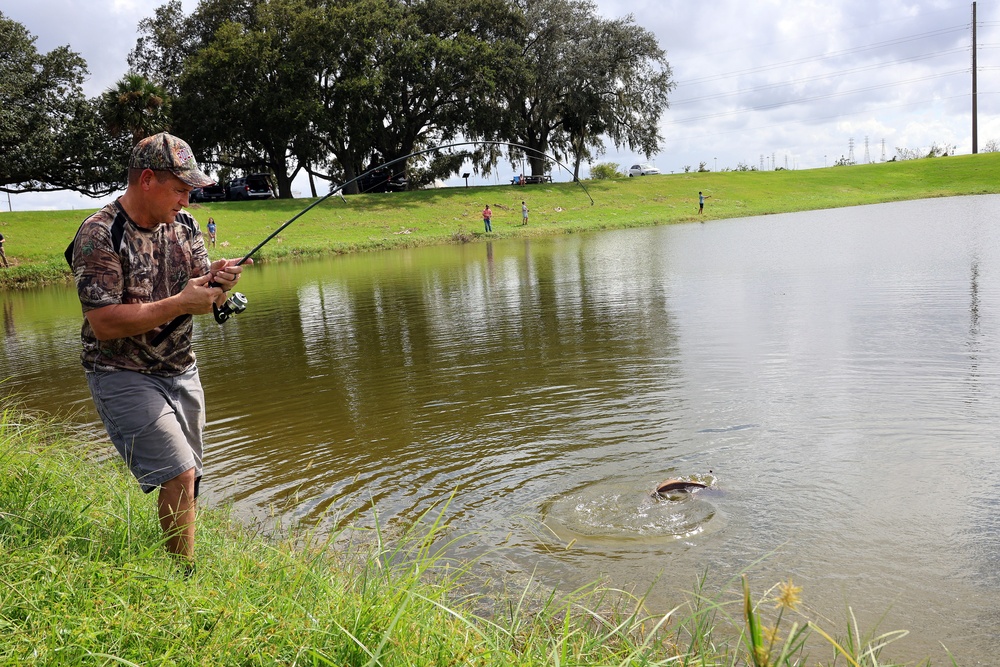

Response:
(3, 152), (1000, 289)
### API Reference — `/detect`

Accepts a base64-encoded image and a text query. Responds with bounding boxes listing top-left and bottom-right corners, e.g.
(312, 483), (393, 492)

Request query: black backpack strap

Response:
(64, 237), (77, 269)
(150, 214), (201, 346)
(65, 209), (128, 269)
(110, 213), (127, 253)
(176, 211), (198, 237)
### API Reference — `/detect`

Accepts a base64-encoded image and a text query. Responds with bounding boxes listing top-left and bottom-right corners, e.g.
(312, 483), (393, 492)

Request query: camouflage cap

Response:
(130, 132), (214, 187)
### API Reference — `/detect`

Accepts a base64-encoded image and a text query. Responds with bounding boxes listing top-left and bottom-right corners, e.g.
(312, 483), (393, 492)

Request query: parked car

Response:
(628, 164), (660, 177)
(189, 184), (227, 203)
(354, 168), (407, 194)
(227, 174), (274, 200)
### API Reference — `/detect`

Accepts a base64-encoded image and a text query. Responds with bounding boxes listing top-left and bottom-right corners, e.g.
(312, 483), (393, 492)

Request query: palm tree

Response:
(101, 73), (171, 146)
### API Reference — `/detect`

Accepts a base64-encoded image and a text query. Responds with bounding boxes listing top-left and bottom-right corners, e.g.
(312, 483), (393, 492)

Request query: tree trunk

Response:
(273, 168), (293, 198)
(341, 164), (359, 194)
(528, 154), (547, 176)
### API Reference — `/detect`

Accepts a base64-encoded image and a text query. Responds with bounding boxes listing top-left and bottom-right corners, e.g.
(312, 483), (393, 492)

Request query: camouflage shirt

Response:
(71, 199), (211, 375)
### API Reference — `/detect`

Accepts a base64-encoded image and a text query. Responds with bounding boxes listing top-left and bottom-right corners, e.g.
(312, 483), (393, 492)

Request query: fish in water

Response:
(652, 470), (713, 496)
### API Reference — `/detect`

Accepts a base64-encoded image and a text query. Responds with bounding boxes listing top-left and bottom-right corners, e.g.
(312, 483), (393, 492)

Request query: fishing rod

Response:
(153, 141), (593, 344)
(235, 140), (593, 268)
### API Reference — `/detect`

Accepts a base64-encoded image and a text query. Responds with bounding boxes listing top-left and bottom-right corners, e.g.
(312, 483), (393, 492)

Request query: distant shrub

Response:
(984, 139), (1000, 153)
(895, 143), (953, 160)
(925, 143), (950, 158)
(589, 163), (622, 180)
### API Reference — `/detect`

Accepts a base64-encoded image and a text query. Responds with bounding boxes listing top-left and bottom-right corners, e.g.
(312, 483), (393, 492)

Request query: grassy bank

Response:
(3, 153), (1000, 289)
(1, 402), (941, 665)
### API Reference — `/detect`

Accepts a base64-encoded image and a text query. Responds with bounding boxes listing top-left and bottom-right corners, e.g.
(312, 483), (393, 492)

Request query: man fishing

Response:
(68, 132), (250, 572)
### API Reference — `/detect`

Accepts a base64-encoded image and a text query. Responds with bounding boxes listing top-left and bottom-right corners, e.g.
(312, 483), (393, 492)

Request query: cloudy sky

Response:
(4, 0), (999, 211)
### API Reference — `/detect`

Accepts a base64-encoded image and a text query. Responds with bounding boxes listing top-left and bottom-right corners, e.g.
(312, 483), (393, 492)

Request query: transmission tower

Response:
(760, 154), (765, 170)
(848, 138), (855, 165)
(881, 139), (886, 162)
(864, 136), (871, 164)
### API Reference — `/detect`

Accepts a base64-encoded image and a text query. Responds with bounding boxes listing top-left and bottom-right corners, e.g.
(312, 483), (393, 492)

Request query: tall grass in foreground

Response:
(1, 402), (947, 666)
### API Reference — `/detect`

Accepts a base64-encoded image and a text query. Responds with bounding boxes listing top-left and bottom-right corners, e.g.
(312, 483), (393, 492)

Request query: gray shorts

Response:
(86, 366), (205, 494)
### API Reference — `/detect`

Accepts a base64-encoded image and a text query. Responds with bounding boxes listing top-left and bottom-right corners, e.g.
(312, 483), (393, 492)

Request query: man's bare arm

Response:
(85, 274), (222, 340)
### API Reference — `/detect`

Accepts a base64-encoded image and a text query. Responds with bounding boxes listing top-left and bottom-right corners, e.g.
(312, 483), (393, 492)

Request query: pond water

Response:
(6, 195), (1000, 664)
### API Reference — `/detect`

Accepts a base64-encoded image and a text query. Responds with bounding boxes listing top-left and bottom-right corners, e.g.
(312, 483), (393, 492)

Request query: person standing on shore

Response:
(483, 204), (493, 232)
(206, 217), (217, 247)
(68, 132), (250, 572)
(0, 232), (9, 267)
(699, 191), (711, 215)
(521, 201), (528, 226)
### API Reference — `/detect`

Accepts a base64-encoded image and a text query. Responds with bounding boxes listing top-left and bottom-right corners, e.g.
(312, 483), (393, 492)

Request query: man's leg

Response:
(87, 368), (205, 563)
(158, 467), (197, 560)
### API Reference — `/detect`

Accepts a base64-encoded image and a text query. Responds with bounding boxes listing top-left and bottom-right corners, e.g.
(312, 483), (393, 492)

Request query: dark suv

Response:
(355, 168), (407, 194)
(190, 184), (227, 203)
(228, 174), (273, 200)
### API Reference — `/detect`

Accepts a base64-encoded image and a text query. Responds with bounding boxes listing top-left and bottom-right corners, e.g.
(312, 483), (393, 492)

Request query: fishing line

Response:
(153, 140), (592, 343)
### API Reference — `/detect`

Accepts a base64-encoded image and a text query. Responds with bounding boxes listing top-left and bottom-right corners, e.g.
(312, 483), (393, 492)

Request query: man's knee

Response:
(161, 467), (197, 497)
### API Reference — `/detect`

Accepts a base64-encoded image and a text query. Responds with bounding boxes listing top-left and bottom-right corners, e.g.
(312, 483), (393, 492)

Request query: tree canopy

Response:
(505, 0), (673, 179)
(309, 0), (523, 192)
(0, 11), (123, 196)
(5, 0), (674, 197)
(171, 0), (324, 197)
(100, 73), (172, 146)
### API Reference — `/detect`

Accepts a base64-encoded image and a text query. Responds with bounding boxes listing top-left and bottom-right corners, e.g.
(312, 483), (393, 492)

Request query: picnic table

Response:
(511, 174), (552, 185)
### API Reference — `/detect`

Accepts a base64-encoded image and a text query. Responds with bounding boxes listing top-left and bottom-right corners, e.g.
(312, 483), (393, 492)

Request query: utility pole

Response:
(972, 1), (978, 153)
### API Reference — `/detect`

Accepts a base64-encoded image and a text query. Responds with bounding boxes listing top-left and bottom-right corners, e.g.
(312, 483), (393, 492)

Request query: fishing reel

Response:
(213, 291), (248, 324)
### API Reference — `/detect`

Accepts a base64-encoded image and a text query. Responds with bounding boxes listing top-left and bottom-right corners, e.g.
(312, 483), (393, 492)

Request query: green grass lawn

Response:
(3, 152), (1000, 289)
